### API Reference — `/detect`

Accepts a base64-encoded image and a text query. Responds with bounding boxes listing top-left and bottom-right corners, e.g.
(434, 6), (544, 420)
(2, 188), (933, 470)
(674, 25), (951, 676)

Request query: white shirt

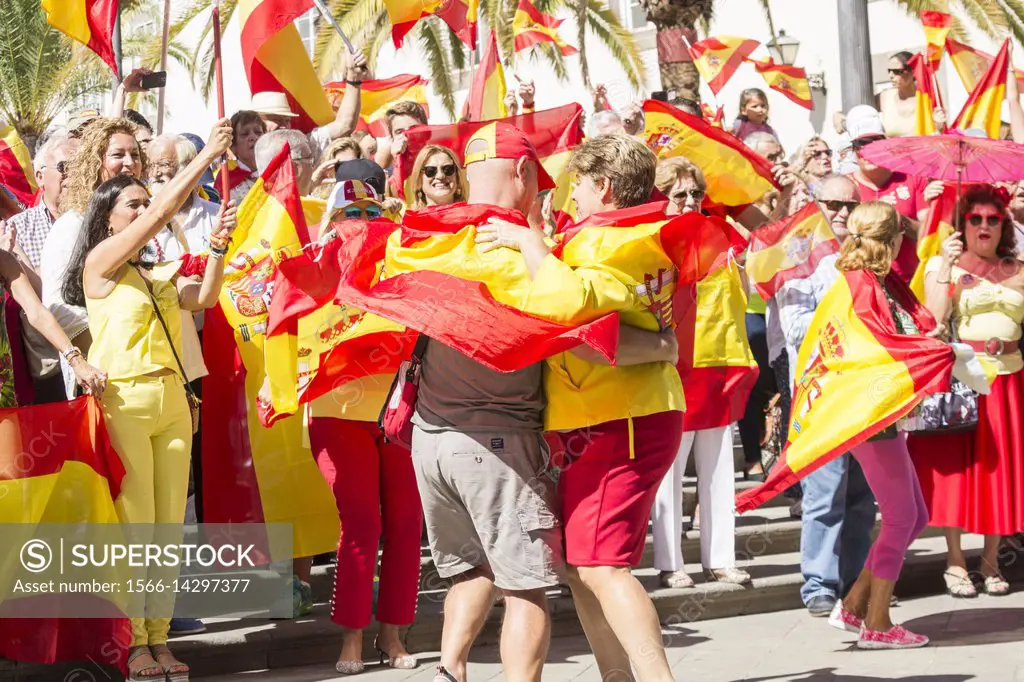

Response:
(154, 195), (218, 261)
(309, 126), (332, 166)
(41, 211), (88, 339)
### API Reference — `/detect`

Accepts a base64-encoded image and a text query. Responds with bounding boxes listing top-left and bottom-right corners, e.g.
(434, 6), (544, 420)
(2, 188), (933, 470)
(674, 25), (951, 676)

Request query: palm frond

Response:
(582, 0), (645, 91)
(955, 0), (1008, 38)
(416, 17), (458, 119)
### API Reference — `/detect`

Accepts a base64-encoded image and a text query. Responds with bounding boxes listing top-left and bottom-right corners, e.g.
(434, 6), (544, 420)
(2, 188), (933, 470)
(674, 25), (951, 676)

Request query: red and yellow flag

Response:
(512, 0), (577, 56)
(946, 38), (1024, 93)
(746, 202), (840, 300)
(736, 270), (954, 511)
(700, 103), (725, 128)
(910, 182), (957, 302)
(462, 31), (507, 122)
(749, 57), (812, 110)
(213, 159), (256, 195)
(641, 99), (778, 207)
(203, 143), (339, 559)
(952, 38), (1009, 138)
(909, 53), (941, 136)
(394, 103), (583, 203)
(920, 10), (952, 66)
(687, 35), (759, 94)
(239, 0), (333, 133)
(0, 123), (37, 207)
(384, 0), (476, 48)
(324, 75), (430, 137)
(41, 0), (119, 75)
(0, 397), (131, 671)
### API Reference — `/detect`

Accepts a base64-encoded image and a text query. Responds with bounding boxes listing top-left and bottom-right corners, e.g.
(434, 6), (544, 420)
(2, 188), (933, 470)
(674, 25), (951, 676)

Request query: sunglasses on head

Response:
(342, 205), (383, 220)
(966, 213), (1002, 228)
(821, 199), (857, 213)
(423, 164), (456, 179)
(852, 136), (885, 152)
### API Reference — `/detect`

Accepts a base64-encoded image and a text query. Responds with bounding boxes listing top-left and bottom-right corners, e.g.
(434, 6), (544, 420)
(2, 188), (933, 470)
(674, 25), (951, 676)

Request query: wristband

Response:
(346, 79), (363, 87)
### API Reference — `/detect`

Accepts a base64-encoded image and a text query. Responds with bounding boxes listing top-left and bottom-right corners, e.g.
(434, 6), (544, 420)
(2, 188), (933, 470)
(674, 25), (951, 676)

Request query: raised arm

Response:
(322, 51), (367, 141)
(177, 202), (237, 311)
(571, 324), (678, 365)
(85, 120), (232, 282)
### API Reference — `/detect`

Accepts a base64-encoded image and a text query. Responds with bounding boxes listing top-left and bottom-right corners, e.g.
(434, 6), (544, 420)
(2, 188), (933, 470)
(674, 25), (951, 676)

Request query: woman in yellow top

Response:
(61, 119), (233, 682)
(913, 185), (1024, 598)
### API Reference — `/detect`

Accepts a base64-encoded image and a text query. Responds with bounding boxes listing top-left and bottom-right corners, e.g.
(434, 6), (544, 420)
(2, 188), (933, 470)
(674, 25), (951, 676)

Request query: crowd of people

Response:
(2, 44), (1024, 682)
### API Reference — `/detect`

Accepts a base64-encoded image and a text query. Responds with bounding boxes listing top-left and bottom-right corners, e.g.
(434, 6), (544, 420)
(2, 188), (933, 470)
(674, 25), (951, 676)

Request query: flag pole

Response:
(111, 6), (122, 92)
(311, 0), (355, 54)
(156, 0), (172, 134)
(212, 0), (230, 202)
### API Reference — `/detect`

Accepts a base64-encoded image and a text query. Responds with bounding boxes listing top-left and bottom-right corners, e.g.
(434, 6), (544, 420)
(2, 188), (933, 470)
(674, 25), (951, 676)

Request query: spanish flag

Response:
(687, 35), (759, 94)
(920, 10), (952, 66)
(952, 38), (1009, 139)
(239, 0), (334, 134)
(0, 397), (131, 671)
(701, 103), (725, 128)
(946, 38), (1024, 94)
(394, 104), (584, 203)
(910, 182), (957, 302)
(909, 53), (941, 136)
(202, 143), (339, 559)
(512, 0), (577, 56)
(384, 0), (477, 48)
(462, 31), (507, 122)
(40, 0), (119, 75)
(641, 99), (778, 207)
(745, 202), (840, 300)
(213, 159), (256, 196)
(0, 123), (37, 207)
(749, 57), (813, 110)
(736, 270), (955, 512)
(324, 75), (430, 137)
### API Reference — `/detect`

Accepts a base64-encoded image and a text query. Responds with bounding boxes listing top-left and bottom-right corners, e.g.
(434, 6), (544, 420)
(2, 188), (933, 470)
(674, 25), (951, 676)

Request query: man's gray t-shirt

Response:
(412, 339), (545, 432)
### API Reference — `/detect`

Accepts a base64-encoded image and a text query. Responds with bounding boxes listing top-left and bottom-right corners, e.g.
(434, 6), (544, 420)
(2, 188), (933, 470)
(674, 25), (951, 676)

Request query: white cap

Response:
(846, 105), (885, 141)
(250, 92), (298, 118)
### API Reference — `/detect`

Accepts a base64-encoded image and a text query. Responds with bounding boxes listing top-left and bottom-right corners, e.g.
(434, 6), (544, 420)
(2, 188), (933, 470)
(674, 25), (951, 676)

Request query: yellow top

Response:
(746, 291), (766, 315)
(927, 257), (1024, 374)
(85, 261), (184, 381)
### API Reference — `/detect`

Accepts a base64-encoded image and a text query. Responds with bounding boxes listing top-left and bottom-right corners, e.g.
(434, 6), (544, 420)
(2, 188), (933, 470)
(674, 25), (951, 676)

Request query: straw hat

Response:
(250, 92), (298, 118)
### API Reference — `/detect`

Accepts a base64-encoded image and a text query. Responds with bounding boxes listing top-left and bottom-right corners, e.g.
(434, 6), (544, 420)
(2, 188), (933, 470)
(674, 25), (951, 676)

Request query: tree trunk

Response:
(639, 0), (712, 102)
(659, 58), (700, 101)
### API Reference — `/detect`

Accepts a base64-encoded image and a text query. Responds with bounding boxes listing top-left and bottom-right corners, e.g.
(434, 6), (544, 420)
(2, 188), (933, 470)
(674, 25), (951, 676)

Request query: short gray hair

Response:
(742, 131), (780, 149)
(589, 110), (624, 136)
(33, 132), (70, 173)
(149, 134), (197, 171)
(254, 129), (313, 175)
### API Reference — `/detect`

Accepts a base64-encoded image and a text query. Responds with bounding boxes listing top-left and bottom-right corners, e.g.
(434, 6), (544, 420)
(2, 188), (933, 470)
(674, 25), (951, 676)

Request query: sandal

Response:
(435, 665), (460, 682)
(150, 644), (190, 682)
(982, 574), (1011, 596)
(127, 647), (165, 682)
(659, 570), (696, 589)
(943, 569), (978, 598)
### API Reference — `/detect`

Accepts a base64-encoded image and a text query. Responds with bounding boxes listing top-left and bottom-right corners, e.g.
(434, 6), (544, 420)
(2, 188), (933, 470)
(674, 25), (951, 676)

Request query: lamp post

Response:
(767, 29), (800, 66)
(837, 0), (874, 108)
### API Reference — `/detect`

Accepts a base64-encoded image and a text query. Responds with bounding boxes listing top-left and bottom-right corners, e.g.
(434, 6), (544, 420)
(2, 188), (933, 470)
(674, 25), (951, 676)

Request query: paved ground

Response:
(203, 590), (1024, 682)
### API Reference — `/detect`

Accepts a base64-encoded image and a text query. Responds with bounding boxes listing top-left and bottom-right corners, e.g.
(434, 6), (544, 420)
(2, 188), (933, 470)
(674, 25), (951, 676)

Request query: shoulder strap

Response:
(412, 334), (428, 361)
(133, 265), (197, 397)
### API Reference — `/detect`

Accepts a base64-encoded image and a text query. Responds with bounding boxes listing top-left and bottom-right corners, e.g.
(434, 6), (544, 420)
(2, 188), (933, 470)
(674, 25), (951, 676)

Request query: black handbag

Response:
(900, 319), (979, 434)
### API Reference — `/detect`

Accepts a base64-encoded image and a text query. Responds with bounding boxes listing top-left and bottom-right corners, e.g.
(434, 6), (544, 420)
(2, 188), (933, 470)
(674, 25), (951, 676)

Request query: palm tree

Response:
(167, 0), (645, 119)
(640, 0), (1024, 103)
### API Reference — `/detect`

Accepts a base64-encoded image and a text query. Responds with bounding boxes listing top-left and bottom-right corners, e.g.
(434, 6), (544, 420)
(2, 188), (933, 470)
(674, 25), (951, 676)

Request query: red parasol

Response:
(858, 132), (1024, 231)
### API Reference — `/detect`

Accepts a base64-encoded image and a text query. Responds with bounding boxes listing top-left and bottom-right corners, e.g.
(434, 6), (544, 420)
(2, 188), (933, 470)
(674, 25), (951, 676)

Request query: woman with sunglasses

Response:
(409, 145), (466, 210)
(294, 179), (422, 674)
(911, 185), (1024, 598)
(879, 52), (923, 138)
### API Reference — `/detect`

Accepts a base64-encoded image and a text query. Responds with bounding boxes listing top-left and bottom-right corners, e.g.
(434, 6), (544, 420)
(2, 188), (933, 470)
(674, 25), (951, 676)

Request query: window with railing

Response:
(295, 9), (317, 57)
(610, 0), (652, 32)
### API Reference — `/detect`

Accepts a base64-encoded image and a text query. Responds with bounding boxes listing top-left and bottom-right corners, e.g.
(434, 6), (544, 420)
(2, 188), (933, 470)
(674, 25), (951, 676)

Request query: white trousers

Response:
(651, 425), (737, 572)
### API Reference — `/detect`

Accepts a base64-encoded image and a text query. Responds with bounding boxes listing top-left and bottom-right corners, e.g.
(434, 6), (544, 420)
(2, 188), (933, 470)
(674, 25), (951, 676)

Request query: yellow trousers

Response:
(101, 373), (192, 647)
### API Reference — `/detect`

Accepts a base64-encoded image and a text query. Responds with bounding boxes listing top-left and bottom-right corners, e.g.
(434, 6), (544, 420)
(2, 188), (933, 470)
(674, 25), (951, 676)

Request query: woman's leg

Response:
(651, 430), (694, 575)
(375, 427), (423, 659)
(693, 427), (739, 573)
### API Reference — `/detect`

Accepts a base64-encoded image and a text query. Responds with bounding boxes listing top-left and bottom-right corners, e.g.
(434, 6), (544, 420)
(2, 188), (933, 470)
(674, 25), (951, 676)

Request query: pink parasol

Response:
(858, 132), (1024, 231)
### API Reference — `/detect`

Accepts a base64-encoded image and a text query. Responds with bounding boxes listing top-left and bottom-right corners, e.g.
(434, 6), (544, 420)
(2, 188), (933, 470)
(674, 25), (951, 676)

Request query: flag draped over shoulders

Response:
(736, 270), (954, 512)
(202, 144), (338, 559)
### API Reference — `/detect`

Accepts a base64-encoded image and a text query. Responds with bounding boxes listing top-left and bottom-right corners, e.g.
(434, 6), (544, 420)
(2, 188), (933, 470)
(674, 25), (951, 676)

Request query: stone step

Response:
(28, 533), (1005, 681)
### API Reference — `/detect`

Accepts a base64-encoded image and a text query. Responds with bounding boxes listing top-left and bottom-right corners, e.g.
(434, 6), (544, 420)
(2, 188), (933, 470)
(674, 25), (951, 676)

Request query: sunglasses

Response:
(966, 213), (1002, 228)
(423, 164), (456, 179)
(852, 136), (885, 151)
(45, 161), (69, 177)
(342, 205), (383, 220)
(809, 149), (832, 159)
(672, 189), (706, 202)
(888, 67), (910, 76)
(821, 199), (857, 213)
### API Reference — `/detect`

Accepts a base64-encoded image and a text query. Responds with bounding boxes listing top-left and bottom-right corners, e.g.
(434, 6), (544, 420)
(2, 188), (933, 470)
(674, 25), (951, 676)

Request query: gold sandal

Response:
(127, 647), (164, 682)
(943, 569), (978, 598)
(150, 644), (190, 682)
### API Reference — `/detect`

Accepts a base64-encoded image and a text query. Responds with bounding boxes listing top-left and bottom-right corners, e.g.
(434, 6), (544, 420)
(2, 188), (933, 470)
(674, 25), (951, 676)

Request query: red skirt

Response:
(909, 370), (1024, 535)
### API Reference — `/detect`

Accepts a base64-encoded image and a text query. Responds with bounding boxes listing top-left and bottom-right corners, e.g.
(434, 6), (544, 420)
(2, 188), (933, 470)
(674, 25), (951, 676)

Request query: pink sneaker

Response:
(827, 599), (863, 633)
(857, 624), (930, 650)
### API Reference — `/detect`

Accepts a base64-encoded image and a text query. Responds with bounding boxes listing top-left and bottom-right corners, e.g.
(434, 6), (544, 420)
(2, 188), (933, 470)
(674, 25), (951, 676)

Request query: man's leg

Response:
(575, 566), (672, 682)
(500, 587), (552, 682)
(440, 569), (497, 682)
(566, 566), (634, 682)
(799, 454), (850, 610)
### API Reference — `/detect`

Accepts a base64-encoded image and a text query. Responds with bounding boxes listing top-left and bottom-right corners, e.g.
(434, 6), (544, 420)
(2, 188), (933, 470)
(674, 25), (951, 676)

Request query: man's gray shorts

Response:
(411, 426), (565, 591)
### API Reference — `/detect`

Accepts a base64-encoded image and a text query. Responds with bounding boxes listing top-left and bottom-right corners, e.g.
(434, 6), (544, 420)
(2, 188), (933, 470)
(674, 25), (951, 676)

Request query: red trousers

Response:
(309, 418), (423, 629)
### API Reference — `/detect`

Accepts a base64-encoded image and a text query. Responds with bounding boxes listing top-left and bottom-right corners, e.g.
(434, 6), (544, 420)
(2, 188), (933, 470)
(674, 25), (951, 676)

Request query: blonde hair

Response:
(324, 136), (362, 162)
(410, 144), (467, 210)
(568, 134), (657, 208)
(61, 117), (144, 215)
(836, 202), (901, 276)
(654, 156), (707, 195)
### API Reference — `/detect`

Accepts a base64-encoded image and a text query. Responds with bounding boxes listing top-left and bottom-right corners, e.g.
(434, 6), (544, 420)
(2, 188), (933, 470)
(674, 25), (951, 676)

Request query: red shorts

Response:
(559, 411), (683, 567)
